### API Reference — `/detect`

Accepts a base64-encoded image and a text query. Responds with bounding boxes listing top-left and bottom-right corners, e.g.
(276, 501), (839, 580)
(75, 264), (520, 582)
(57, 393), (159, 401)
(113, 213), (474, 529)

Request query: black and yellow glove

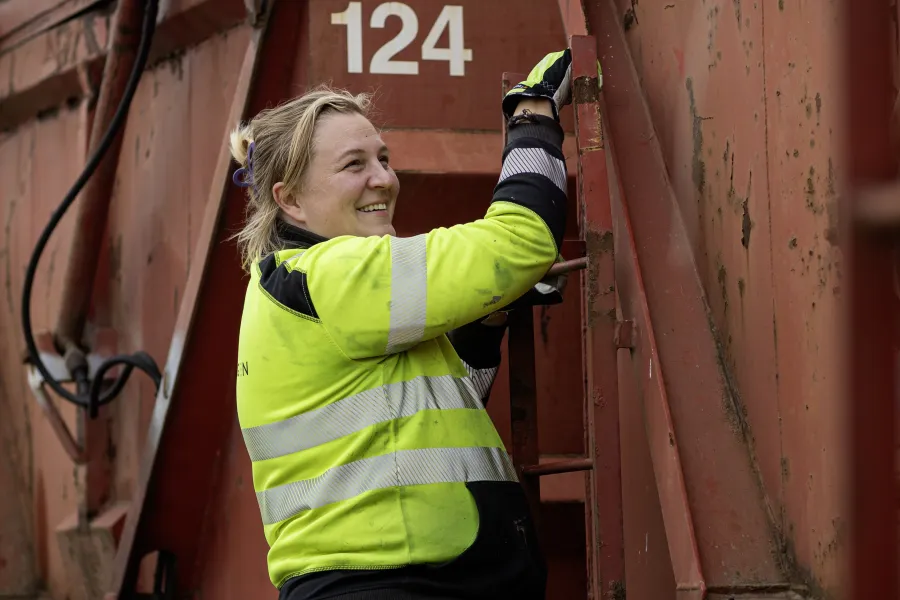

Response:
(502, 49), (573, 121)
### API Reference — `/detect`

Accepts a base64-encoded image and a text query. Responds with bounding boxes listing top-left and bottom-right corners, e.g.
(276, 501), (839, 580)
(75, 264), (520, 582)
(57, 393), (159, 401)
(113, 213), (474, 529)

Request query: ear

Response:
(272, 181), (307, 224)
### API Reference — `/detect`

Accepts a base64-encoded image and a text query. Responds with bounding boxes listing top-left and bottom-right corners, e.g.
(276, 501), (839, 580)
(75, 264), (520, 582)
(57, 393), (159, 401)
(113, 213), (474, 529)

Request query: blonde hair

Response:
(229, 85), (372, 270)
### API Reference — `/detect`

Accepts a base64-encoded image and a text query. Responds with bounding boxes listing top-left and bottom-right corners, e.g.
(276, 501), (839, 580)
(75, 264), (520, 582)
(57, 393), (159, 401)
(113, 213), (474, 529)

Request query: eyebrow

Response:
(336, 145), (389, 163)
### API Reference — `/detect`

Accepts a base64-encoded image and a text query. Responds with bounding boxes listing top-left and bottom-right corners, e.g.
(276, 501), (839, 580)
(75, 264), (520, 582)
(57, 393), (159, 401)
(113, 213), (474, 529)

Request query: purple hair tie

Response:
(232, 141), (256, 190)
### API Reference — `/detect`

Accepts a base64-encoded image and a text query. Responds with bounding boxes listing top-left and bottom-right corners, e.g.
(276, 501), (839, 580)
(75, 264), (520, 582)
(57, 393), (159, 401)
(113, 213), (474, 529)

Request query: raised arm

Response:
(302, 51), (573, 359)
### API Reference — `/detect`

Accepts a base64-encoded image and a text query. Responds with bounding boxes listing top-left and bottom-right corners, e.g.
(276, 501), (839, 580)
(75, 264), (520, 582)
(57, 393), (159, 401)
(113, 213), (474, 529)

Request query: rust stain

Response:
(539, 306), (551, 347)
(3, 197), (17, 315)
(584, 229), (613, 327)
(717, 257), (729, 314)
(686, 77), (707, 196)
(741, 197), (752, 248)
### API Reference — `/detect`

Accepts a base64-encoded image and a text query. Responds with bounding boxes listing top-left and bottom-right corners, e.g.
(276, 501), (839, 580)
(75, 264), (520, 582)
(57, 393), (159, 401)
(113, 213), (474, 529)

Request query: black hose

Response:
(21, 0), (162, 416)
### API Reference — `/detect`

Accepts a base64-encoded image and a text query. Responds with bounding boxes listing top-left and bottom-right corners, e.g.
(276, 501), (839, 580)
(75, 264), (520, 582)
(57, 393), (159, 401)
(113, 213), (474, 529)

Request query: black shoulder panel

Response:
(258, 254), (319, 319)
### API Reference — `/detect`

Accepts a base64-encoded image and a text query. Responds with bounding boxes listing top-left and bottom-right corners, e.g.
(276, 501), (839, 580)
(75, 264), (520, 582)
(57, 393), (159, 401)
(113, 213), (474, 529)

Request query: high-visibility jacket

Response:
(236, 112), (568, 598)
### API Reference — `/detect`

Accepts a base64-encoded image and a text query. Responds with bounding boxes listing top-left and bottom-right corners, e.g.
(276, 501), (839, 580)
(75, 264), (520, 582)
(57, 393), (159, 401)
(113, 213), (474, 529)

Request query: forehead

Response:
(314, 112), (385, 155)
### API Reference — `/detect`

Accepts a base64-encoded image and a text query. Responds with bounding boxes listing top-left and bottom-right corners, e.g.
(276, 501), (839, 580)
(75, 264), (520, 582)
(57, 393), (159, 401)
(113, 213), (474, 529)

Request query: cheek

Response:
(390, 171), (401, 195)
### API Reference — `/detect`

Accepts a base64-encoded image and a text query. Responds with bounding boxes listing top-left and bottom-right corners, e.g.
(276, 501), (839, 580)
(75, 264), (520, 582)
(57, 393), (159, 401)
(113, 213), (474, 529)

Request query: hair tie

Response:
(232, 141), (257, 190)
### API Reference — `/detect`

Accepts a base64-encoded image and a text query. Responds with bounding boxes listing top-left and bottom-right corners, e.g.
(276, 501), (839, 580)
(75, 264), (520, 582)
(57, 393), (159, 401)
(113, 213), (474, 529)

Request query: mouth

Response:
(357, 202), (388, 214)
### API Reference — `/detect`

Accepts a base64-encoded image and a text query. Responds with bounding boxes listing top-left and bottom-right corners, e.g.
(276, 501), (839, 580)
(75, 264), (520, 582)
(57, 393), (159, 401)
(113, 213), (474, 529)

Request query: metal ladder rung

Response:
(522, 457), (593, 476)
(547, 257), (588, 276)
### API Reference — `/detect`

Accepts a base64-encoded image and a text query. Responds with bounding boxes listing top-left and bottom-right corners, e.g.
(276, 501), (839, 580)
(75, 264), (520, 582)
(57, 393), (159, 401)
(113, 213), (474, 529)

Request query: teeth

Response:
(358, 203), (387, 213)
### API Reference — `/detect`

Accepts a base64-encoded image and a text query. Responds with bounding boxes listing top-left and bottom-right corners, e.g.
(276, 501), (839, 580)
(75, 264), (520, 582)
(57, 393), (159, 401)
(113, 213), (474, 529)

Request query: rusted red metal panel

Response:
(762, 4), (845, 593)
(590, 0), (847, 594)
(100, 24), (252, 503)
(585, 0), (788, 593)
(616, 337), (677, 600)
(0, 0), (104, 51)
(0, 99), (93, 597)
(0, 0), (249, 132)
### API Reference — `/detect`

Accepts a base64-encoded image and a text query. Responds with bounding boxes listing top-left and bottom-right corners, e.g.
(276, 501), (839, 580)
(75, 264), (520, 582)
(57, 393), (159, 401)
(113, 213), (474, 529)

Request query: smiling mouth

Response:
(357, 203), (388, 213)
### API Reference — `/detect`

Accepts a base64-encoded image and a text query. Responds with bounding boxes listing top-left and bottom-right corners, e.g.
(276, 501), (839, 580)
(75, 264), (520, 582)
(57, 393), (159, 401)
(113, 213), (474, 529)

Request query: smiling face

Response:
(272, 111), (399, 239)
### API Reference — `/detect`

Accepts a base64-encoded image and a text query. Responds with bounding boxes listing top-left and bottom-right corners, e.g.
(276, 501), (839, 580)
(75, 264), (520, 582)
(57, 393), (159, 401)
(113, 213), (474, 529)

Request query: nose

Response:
(367, 159), (393, 189)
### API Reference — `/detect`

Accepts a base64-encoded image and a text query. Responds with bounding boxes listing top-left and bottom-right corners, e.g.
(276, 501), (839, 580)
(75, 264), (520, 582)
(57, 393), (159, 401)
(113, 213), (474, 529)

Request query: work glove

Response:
(505, 264), (568, 310)
(502, 49), (573, 121)
(478, 270), (568, 327)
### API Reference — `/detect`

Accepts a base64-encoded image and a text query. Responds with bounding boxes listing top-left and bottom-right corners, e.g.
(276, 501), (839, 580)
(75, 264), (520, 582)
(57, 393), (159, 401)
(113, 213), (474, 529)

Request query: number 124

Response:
(330, 2), (473, 76)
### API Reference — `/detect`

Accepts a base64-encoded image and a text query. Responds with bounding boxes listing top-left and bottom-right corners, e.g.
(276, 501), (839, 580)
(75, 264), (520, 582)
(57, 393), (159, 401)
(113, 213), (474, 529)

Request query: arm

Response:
(302, 52), (573, 360)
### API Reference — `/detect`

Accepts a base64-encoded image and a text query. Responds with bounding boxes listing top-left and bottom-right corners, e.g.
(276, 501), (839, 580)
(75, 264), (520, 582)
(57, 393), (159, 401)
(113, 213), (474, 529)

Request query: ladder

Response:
(502, 36), (625, 600)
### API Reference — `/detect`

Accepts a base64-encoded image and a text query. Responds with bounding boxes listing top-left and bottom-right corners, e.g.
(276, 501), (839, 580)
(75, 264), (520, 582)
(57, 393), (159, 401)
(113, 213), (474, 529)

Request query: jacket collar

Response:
(276, 219), (329, 249)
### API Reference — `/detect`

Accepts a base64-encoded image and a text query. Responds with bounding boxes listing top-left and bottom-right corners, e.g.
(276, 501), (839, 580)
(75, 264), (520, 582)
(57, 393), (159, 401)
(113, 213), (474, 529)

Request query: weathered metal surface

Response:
(55, 0), (149, 350)
(0, 0), (249, 132)
(0, 0), (105, 51)
(580, 0), (850, 596)
(842, 0), (899, 599)
(0, 15), (251, 599)
(102, 23), (253, 506)
(585, 0), (787, 592)
(602, 55), (706, 600)
(0, 0), (873, 599)
(0, 96), (91, 596)
(617, 339), (678, 600)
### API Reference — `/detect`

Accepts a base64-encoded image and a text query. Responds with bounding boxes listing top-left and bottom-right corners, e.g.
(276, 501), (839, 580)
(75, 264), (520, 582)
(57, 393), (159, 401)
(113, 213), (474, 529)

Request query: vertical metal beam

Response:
(841, 0), (899, 598)
(569, 35), (626, 600)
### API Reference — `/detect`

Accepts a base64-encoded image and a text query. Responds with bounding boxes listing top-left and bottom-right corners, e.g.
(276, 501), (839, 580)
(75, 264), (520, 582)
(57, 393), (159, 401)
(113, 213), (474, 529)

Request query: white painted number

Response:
(330, 2), (473, 77)
(370, 3), (419, 75)
(422, 6), (472, 77)
(330, 2), (363, 73)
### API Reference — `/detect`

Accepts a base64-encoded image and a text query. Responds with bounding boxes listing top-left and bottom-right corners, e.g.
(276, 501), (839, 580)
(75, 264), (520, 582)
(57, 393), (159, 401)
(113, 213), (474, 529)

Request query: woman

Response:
(232, 49), (573, 600)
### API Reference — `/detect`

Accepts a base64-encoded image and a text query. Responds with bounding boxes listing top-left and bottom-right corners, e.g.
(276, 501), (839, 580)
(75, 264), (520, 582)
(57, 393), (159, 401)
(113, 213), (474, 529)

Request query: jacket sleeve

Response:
(300, 114), (567, 360)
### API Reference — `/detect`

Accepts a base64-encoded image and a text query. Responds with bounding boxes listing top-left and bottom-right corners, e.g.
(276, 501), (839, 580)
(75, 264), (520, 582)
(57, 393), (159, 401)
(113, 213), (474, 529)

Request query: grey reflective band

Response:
(463, 363), (498, 400)
(386, 235), (428, 354)
(256, 446), (518, 525)
(499, 147), (567, 192)
(242, 372), (492, 462)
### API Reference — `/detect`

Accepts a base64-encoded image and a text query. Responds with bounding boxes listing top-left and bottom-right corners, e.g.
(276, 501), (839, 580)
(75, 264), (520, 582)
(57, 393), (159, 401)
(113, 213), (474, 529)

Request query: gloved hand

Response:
(502, 49), (573, 121)
(477, 268), (568, 327)
(504, 266), (568, 310)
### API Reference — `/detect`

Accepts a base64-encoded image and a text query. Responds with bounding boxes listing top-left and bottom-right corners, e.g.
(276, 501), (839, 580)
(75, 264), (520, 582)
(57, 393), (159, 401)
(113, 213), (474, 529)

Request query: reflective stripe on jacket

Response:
(236, 113), (568, 589)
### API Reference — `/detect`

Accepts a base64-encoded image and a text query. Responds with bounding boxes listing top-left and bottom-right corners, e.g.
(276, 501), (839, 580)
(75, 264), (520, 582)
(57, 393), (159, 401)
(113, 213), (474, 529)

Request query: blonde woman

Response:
(232, 50), (573, 600)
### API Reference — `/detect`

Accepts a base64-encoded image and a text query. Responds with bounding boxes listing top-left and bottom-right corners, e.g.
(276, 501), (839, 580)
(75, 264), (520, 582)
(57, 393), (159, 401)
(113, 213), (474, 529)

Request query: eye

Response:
(343, 159), (363, 170)
(379, 155), (390, 167)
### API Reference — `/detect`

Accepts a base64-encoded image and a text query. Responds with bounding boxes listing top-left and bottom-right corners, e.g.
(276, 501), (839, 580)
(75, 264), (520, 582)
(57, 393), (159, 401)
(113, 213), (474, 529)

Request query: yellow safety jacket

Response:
(236, 112), (568, 598)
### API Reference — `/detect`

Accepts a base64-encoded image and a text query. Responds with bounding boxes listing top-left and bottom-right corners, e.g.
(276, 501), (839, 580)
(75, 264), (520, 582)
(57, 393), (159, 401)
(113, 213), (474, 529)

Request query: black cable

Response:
(21, 0), (162, 414)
